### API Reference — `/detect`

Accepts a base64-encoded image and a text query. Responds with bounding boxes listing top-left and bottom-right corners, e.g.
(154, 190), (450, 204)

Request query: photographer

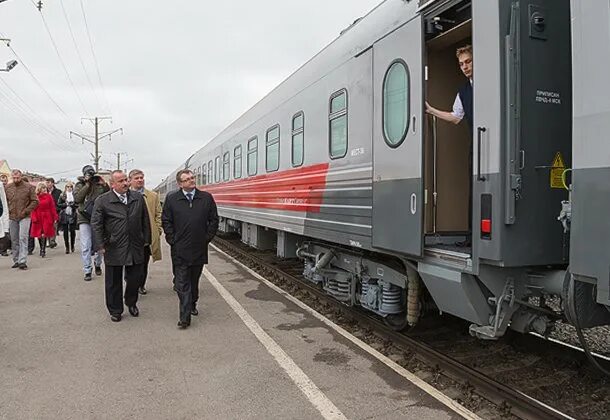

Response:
(74, 165), (109, 281)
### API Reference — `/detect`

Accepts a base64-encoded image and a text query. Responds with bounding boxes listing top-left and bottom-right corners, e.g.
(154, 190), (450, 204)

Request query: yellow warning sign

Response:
(550, 152), (566, 189)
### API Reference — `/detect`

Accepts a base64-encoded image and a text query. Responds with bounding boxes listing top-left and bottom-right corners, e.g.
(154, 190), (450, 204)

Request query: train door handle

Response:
(477, 127), (487, 182)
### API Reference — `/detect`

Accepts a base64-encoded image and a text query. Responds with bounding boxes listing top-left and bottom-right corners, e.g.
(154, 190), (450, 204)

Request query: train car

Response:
(157, 0), (610, 337)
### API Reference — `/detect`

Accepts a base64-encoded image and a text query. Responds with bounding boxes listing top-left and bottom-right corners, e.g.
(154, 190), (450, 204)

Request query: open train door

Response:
(372, 16), (424, 257)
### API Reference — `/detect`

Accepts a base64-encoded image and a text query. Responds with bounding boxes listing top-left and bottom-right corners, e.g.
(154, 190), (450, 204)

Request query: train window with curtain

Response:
(292, 112), (304, 167)
(207, 160), (213, 184)
(223, 152), (230, 181)
(202, 164), (207, 185)
(234, 145), (242, 179)
(266, 125), (280, 172)
(329, 89), (348, 159)
(247, 136), (258, 176)
(215, 156), (221, 183)
(383, 60), (410, 147)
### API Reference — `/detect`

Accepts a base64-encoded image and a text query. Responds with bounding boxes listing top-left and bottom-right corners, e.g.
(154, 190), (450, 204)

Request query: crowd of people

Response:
(0, 166), (219, 329)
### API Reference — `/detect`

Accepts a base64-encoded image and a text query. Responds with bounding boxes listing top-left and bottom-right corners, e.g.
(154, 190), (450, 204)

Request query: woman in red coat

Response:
(31, 182), (58, 257)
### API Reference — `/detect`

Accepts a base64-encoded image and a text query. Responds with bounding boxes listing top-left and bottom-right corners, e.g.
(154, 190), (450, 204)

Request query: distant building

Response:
(0, 160), (11, 177)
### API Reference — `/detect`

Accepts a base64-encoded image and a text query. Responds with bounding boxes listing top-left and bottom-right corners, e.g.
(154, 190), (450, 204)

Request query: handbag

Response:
(81, 198), (95, 221)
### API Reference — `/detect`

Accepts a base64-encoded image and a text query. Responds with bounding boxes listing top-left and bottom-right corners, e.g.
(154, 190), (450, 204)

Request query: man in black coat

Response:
(91, 170), (151, 322)
(45, 177), (62, 248)
(162, 169), (218, 329)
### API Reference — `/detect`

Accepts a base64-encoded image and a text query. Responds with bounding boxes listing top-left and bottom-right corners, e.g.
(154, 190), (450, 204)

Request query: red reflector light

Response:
(481, 219), (492, 234)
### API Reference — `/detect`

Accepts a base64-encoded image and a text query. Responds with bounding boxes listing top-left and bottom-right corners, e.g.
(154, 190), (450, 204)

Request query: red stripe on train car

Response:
(199, 163), (330, 212)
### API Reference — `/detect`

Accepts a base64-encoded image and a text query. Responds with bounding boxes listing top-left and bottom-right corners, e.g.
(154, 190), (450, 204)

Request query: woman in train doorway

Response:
(30, 182), (58, 258)
(58, 182), (77, 254)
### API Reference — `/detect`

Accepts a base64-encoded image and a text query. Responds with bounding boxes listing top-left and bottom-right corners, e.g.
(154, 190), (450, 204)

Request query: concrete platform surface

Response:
(0, 239), (476, 420)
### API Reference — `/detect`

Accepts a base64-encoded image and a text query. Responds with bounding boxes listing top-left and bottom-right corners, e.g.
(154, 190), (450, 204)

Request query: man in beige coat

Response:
(129, 169), (162, 294)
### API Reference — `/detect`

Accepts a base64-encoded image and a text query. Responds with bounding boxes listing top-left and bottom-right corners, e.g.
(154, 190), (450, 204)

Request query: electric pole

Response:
(70, 117), (123, 172)
(112, 152), (133, 171)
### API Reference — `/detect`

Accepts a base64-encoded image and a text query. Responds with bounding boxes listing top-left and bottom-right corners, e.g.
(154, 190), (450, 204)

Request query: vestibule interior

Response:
(423, 16), (472, 240)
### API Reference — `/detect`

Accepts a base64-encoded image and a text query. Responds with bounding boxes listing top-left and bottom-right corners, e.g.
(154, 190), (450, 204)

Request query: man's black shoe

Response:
(191, 307), (199, 316)
(11, 262), (19, 268)
(128, 306), (139, 317)
(177, 321), (189, 329)
(18, 263), (28, 270)
(110, 314), (122, 322)
(84, 272), (92, 281)
(138, 286), (147, 295)
(0, 251), (8, 256)
(94, 266), (102, 276)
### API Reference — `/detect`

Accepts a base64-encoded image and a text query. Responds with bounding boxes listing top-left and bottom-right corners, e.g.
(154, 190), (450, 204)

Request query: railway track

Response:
(213, 234), (610, 419)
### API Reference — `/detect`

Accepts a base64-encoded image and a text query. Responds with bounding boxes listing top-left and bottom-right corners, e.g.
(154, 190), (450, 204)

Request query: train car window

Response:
(247, 136), (258, 176)
(223, 152), (230, 181)
(383, 60), (410, 147)
(207, 160), (213, 184)
(214, 156), (221, 183)
(202, 164), (207, 185)
(292, 112), (304, 167)
(329, 89), (348, 159)
(266, 125), (280, 172)
(234, 145), (242, 179)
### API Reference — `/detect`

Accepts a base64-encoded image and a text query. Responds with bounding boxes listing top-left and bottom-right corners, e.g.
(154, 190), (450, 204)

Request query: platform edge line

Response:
(203, 267), (348, 420)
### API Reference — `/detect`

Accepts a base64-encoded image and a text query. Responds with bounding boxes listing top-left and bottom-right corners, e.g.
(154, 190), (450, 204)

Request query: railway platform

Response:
(0, 242), (477, 419)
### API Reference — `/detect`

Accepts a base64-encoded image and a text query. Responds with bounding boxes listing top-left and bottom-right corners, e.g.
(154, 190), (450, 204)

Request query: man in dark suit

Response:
(91, 170), (151, 322)
(162, 169), (219, 329)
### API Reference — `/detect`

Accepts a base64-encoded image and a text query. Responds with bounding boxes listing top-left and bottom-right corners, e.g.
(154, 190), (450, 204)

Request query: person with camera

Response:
(74, 165), (109, 281)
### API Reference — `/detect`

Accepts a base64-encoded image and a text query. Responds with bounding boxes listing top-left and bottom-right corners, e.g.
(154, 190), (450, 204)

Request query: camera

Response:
(82, 165), (98, 182)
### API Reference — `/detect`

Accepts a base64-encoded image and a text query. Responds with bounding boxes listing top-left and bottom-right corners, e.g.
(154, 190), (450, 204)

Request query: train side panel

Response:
(570, 0), (610, 307)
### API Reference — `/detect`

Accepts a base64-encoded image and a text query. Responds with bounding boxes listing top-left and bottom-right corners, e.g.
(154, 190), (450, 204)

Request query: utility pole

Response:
(70, 117), (123, 172)
(112, 152), (133, 171)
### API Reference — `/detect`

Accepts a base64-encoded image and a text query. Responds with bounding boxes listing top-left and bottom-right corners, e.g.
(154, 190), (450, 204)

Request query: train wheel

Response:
(384, 313), (409, 331)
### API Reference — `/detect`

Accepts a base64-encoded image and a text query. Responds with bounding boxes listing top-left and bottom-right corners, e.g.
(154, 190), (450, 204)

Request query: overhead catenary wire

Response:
(59, 0), (103, 113)
(0, 35), (71, 120)
(80, 0), (112, 115)
(0, 76), (68, 140)
(0, 87), (76, 154)
(37, 10), (90, 116)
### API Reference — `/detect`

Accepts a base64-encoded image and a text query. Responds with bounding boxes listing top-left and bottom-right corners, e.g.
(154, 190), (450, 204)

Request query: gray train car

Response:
(566, 0), (610, 331)
(156, 0), (610, 337)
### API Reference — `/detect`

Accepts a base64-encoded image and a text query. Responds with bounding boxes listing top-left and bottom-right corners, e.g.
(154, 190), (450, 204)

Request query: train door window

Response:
(266, 125), (280, 172)
(234, 145), (242, 179)
(223, 152), (230, 181)
(207, 160), (213, 184)
(383, 60), (410, 147)
(247, 136), (258, 176)
(329, 89), (348, 159)
(202, 164), (207, 185)
(214, 156), (221, 183)
(292, 112), (304, 167)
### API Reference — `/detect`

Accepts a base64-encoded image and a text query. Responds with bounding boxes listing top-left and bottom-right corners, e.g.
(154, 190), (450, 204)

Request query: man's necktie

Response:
(120, 194), (127, 205)
(186, 192), (193, 207)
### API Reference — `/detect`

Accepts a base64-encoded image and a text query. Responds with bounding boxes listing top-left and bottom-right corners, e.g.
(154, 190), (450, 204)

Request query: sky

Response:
(0, 0), (382, 187)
